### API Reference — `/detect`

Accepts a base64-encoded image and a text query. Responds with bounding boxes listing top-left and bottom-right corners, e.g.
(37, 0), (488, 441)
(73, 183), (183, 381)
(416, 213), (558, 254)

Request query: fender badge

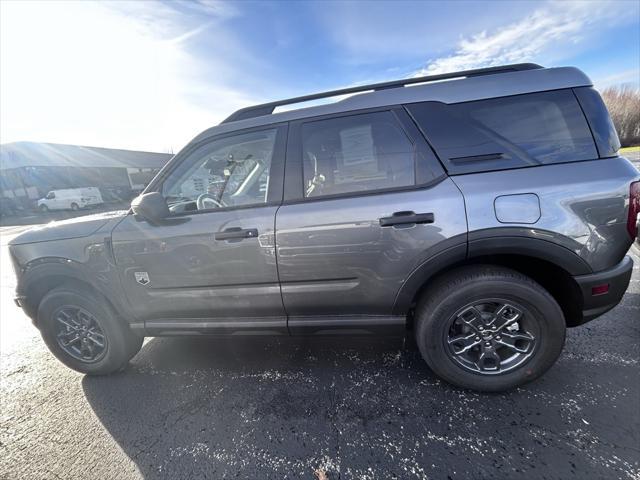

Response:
(134, 272), (150, 285)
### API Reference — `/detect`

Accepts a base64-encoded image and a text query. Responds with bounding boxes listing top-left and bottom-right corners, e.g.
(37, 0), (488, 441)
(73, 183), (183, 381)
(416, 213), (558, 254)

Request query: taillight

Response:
(628, 181), (640, 239)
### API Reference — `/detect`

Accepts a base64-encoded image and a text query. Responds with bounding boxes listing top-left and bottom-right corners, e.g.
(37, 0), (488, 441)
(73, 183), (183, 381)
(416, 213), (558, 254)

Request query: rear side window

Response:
(301, 111), (415, 198)
(573, 87), (620, 158)
(407, 90), (598, 174)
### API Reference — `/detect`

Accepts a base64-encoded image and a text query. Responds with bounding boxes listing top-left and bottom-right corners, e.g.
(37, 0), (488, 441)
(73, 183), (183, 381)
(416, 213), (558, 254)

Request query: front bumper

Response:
(573, 255), (633, 325)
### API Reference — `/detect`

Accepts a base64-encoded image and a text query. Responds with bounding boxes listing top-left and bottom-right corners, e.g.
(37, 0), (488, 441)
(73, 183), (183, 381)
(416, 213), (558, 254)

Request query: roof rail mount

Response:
(222, 63), (543, 124)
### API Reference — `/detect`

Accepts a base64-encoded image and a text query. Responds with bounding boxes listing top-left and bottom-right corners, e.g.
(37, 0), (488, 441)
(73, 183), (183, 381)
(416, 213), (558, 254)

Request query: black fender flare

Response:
(467, 228), (591, 275)
(18, 257), (130, 323)
(392, 229), (591, 316)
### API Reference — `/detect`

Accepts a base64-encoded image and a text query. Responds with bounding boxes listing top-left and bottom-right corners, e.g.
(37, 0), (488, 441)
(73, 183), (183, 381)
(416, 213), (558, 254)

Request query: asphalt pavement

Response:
(1, 227), (639, 478)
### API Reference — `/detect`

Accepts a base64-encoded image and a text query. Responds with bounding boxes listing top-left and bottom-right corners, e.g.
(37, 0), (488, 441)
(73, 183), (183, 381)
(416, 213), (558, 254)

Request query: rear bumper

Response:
(573, 255), (633, 325)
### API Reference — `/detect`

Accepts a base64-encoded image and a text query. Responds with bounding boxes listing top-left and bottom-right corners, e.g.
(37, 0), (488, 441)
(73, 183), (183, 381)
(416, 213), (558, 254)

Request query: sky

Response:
(1, 0), (639, 153)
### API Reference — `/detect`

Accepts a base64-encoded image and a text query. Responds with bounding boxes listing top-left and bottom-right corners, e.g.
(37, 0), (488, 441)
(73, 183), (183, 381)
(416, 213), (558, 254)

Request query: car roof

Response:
(191, 65), (591, 145)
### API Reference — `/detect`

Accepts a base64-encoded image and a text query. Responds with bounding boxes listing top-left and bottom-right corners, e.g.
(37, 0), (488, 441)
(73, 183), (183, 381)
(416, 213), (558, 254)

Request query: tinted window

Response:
(407, 90), (598, 174)
(573, 87), (620, 158)
(162, 129), (277, 213)
(301, 111), (415, 198)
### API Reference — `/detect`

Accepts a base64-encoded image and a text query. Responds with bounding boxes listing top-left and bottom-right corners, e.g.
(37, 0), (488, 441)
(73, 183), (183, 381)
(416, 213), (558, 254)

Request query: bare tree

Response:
(600, 85), (640, 147)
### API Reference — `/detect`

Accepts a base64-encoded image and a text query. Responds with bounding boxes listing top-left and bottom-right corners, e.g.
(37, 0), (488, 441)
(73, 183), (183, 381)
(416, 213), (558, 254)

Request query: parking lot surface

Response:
(0, 224), (639, 479)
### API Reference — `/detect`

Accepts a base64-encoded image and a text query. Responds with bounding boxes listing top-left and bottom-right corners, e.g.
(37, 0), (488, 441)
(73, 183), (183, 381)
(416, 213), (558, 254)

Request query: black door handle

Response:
(214, 227), (259, 240)
(379, 211), (434, 227)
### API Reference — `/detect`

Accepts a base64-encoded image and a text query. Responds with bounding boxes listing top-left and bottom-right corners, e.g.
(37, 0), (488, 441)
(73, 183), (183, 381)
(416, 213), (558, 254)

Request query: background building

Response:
(0, 142), (172, 212)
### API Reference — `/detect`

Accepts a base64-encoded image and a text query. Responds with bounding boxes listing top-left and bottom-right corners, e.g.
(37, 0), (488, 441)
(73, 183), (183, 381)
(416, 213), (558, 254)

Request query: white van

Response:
(37, 187), (104, 212)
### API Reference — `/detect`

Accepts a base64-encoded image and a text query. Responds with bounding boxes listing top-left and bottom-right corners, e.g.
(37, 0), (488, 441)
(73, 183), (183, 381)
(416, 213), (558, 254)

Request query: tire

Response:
(125, 330), (144, 360)
(39, 204), (49, 213)
(70, 203), (79, 211)
(414, 265), (565, 392)
(38, 287), (141, 375)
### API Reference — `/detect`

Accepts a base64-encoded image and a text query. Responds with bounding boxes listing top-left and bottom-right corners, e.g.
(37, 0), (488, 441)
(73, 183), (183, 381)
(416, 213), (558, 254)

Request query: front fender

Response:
(14, 248), (133, 326)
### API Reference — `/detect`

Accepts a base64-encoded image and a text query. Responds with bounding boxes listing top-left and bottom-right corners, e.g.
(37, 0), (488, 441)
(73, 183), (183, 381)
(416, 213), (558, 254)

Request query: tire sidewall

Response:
(38, 289), (131, 375)
(417, 276), (566, 391)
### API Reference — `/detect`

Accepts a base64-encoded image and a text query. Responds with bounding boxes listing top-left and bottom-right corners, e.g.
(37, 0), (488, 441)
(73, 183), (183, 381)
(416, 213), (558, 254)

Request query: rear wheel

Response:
(70, 202), (79, 211)
(38, 288), (142, 375)
(415, 265), (565, 391)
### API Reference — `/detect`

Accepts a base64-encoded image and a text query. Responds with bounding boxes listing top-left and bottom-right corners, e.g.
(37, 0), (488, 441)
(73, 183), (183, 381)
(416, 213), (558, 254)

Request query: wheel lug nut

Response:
(475, 336), (480, 341)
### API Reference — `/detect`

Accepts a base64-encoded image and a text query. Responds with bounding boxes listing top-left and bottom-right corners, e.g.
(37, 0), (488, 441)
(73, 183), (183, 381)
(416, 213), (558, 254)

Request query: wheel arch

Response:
(19, 259), (125, 326)
(394, 235), (589, 327)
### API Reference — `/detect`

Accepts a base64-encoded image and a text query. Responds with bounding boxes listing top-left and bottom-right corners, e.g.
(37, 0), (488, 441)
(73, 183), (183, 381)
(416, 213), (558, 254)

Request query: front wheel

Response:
(70, 202), (79, 211)
(415, 266), (565, 392)
(39, 204), (49, 213)
(38, 288), (142, 375)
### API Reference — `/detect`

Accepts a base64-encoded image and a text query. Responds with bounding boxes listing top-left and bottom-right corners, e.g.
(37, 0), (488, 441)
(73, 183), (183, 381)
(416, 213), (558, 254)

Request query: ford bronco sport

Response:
(9, 64), (640, 391)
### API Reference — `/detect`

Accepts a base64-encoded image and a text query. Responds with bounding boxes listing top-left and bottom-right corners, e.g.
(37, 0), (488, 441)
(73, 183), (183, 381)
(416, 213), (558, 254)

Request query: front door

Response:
(111, 125), (288, 334)
(276, 109), (467, 333)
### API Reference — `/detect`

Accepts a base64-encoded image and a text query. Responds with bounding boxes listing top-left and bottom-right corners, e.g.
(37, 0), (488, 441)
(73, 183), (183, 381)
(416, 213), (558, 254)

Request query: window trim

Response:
(145, 123), (288, 217)
(283, 105), (445, 204)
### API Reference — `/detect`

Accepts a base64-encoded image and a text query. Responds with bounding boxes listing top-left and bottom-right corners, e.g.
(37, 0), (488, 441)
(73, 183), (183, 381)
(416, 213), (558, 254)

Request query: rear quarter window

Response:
(573, 87), (621, 158)
(406, 90), (598, 174)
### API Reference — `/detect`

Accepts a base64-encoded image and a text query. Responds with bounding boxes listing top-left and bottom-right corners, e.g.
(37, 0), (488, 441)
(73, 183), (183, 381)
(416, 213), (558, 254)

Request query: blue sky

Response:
(1, 0), (638, 152)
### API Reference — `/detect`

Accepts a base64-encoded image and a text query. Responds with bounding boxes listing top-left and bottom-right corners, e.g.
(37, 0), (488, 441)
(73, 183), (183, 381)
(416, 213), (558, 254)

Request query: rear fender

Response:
(392, 228), (590, 315)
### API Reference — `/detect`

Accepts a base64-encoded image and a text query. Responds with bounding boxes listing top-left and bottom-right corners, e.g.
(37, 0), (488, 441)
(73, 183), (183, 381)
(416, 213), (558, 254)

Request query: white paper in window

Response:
(340, 124), (375, 166)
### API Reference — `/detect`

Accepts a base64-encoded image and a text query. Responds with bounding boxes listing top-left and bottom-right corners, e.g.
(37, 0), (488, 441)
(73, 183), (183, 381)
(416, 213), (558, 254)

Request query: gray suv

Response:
(9, 64), (640, 391)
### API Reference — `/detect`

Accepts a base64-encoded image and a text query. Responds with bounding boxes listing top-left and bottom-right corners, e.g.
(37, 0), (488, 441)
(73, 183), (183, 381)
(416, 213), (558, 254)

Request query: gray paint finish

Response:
(111, 207), (286, 331)
(9, 210), (126, 245)
(494, 194), (541, 224)
(451, 156), (640, 272)
(275, 178), (467, 317)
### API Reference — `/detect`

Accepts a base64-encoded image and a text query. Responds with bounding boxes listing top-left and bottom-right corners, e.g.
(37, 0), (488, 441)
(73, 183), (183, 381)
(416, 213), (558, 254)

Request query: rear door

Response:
(275, 108), (467, 334)
(111, 125), (288, 334)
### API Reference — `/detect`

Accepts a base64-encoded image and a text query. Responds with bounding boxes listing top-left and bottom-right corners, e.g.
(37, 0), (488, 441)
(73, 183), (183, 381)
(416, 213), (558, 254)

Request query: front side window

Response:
(301, 111), (415, 198)
(162, 129), (277, 214)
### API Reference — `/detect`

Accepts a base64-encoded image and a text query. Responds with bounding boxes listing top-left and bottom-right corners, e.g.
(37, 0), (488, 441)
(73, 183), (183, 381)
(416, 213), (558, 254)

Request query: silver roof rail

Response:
(221, 63), (543, 124)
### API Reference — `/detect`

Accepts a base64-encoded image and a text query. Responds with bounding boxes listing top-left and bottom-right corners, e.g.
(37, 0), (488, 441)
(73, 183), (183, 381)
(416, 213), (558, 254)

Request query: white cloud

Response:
(315, 0), (530, 65)
(593, 69), (640, 90)
(0, 0), (255, 153)
(416, 1), (632, 75)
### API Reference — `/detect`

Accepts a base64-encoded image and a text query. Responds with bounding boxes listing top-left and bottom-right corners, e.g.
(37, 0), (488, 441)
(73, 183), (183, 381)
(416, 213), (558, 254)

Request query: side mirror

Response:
(131, 192), (170, 223)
